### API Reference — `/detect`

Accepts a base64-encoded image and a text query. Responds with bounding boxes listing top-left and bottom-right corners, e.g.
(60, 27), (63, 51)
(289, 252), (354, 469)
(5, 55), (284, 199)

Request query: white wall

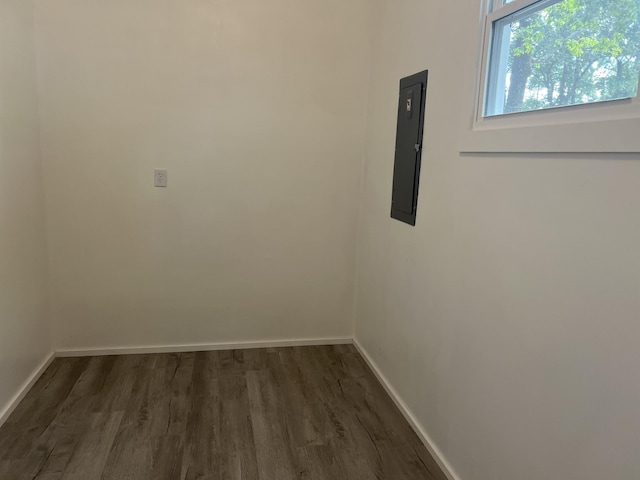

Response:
(34, 0), (372, 350)
(355, 1), (640, 479)
(0, 0), (51, 418)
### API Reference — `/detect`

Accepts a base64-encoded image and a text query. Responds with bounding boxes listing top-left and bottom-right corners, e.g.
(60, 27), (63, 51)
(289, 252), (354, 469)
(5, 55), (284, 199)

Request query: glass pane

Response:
(484, 0), (640, 116)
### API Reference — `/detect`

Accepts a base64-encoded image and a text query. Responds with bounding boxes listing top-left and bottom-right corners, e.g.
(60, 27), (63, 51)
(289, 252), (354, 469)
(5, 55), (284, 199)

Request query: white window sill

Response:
(460, 102), (640, 153)
(460, 96), (640, 154)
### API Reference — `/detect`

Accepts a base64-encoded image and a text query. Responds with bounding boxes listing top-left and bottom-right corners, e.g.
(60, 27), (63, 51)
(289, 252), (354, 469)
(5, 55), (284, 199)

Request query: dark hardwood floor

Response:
(0, 345), (447, 480)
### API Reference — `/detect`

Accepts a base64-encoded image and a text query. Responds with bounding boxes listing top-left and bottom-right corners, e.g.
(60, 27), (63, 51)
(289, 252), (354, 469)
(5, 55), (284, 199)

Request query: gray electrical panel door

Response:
(391, 70), (428, 226)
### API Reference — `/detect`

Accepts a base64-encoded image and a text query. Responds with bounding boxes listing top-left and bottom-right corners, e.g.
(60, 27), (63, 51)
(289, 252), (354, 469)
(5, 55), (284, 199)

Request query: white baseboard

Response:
(0, 352), (55, 427)
(353, 339), (460, 480)
(55, 337), (353, 357)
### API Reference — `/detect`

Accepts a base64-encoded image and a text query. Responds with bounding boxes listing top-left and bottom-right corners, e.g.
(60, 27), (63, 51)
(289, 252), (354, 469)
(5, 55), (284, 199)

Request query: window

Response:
(483, 0), (640, 117)
(458, 0), (640, 153)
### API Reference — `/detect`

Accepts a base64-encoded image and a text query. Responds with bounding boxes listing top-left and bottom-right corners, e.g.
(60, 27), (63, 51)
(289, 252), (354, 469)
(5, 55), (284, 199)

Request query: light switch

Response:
(154, 169), (167, 187)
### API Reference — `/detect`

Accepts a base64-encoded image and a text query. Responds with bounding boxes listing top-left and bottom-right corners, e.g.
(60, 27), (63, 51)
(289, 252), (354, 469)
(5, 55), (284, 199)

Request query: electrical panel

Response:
(390, 70), (428, 226)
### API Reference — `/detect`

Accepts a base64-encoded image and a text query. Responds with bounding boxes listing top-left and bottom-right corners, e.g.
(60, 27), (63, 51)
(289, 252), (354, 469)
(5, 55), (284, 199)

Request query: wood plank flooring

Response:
(0, 345), (447, 480)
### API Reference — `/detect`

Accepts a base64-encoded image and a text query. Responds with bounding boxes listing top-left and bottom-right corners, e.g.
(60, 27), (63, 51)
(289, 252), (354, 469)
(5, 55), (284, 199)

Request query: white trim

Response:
(0, 352), (55, 427)
(353, 339), (461, 480)
(55, 337), (353, 357)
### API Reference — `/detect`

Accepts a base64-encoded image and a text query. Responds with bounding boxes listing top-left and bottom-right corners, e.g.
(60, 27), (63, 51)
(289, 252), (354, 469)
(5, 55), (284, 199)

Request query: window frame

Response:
(459, 0), (640, 153)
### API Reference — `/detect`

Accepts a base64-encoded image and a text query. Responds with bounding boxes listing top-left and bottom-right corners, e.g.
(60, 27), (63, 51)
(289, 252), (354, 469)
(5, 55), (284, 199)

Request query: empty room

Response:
(1, 0), (639, 479)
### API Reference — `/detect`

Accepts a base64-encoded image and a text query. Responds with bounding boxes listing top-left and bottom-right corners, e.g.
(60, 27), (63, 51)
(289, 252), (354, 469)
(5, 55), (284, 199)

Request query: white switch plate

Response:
(154, 169), (167, 187)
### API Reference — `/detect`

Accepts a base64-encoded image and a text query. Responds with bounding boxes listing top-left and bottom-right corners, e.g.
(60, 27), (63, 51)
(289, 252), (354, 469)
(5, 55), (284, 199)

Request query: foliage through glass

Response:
(484, 0), (640, 116)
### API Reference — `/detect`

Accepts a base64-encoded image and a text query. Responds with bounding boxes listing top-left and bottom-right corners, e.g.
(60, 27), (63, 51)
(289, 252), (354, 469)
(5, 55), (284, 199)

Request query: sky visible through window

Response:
(486, 0), (640, 116)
